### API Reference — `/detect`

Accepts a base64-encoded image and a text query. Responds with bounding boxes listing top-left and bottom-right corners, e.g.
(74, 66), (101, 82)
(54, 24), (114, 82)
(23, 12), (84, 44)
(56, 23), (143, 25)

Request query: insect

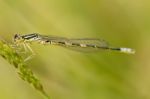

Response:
(13, 33), (135, 61)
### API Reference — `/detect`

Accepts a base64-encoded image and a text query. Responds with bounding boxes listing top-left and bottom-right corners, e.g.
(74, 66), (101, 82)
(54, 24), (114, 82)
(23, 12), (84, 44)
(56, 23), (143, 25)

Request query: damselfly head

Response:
(13, 34), (24, 44)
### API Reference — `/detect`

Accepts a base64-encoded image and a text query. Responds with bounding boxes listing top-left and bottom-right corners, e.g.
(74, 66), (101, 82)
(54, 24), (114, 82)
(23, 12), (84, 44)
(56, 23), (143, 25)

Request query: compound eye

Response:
(14, 34), (19, 39)
(14, 34), (20, 41)
(14, 34), (18, 38)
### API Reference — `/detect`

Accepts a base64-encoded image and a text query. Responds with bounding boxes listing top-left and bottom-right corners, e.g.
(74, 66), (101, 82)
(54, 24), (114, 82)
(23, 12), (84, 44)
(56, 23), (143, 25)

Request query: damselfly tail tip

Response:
(120, 48), (135, 54)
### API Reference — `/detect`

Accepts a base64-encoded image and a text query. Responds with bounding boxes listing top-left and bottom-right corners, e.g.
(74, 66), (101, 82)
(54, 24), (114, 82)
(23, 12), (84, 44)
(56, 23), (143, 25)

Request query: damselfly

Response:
(13, 33), (135, 57)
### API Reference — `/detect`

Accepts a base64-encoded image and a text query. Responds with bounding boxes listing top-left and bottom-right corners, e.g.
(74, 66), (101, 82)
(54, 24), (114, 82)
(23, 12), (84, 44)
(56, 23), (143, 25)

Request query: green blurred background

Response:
(0, 0), (150, 99)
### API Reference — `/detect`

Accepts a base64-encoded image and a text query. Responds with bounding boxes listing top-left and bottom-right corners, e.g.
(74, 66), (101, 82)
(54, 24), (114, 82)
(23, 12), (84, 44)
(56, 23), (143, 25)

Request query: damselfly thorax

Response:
(13, 33), (135, 56)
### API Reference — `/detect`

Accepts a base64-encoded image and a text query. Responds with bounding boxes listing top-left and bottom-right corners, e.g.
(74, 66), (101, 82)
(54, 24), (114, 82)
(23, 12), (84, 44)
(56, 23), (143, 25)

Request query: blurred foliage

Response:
(0, 41), (50, 99)
(0, 0), (150, 99)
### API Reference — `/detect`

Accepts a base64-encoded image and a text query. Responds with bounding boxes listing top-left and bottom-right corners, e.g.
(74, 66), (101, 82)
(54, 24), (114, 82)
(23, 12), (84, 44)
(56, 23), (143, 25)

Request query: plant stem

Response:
(0, 40), (50, 99)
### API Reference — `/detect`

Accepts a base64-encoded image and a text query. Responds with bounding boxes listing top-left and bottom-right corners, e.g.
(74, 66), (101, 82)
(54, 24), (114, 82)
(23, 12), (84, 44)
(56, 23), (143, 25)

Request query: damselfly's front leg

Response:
(23, 43), (36, 62)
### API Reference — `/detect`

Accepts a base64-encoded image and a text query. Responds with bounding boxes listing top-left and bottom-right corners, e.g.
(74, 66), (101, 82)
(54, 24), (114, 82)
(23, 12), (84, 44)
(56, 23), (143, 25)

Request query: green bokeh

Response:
(0, 0), (150, 99)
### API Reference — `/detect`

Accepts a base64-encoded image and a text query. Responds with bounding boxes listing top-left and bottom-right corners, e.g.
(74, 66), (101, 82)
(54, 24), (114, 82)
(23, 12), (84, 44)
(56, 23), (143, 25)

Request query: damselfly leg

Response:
(13, 34), (36, 61)
(23, 43), (36, 62)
